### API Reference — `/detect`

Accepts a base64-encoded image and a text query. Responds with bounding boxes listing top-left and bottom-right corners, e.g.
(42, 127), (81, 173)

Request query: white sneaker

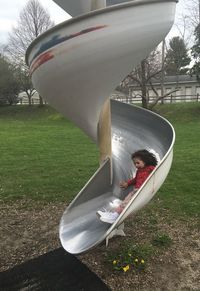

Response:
(96, 208), (109, 217)
(97, 210), (106, 216)
(100, 212), (119, 224)
(109, 199), (122, 208)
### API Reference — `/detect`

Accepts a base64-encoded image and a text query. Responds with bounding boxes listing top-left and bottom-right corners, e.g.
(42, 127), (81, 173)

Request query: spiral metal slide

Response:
(26, 0), (177, 254)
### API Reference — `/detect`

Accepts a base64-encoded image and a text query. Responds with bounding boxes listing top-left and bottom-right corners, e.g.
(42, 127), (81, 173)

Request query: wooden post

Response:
(98, 99), (112, 166)
(91, 0), (106, 10)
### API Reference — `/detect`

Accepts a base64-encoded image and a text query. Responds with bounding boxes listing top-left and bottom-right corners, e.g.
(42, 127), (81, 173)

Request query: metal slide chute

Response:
(26, 0), (177, 254)
(59, 100), (175, 254)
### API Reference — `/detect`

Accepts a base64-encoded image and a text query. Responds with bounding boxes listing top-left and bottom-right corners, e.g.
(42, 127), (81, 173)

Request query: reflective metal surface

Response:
(59, 100), (175, 253)
(26, 0), (177, 254)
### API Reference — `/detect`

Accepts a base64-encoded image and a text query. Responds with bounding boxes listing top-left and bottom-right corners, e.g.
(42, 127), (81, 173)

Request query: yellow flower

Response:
(141, 259), (145, 264)
(123, 265), (130, 272)
(113, 260), (117, 265)
(128, 253), (132, 257)
(134, 258), (138, 263)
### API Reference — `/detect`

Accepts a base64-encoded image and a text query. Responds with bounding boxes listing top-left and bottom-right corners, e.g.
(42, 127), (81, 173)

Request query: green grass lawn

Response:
(154, 103), (200, 218)
(0, 103), (199, 219)
(0, 105), (98, 202)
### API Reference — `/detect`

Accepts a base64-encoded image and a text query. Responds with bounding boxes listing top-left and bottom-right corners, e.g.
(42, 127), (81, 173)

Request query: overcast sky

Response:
(0, 0), (71, 44)
(0, 0), (184, 45)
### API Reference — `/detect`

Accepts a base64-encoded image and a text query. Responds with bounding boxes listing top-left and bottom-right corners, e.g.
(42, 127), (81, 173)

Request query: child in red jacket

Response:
(98, 149), (158, 224)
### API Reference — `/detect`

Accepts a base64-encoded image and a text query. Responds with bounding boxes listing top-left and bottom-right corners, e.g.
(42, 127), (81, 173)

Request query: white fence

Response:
(112, 94), (200, 104)
(17, 98), (41, 105)
(17, 93), (200, 105)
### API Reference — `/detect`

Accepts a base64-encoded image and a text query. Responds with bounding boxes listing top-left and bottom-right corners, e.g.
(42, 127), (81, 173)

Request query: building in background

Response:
(18, 91), (41, 105)
(113, 75), (200, 104)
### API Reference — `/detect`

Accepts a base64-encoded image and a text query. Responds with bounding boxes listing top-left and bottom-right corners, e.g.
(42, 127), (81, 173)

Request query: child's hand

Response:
(119, 181), (128, 189)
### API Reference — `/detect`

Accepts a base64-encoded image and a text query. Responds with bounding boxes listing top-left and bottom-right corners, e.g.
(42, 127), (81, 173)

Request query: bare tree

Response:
(184, 0), (200, 28)
(167, 0), (199, 51)
(118, 47), (179, 109)
(6, 0), (54, 105)
(175, 0), (200, 45)
(119, 50), (161, 108)
(174, 14), (193, 45)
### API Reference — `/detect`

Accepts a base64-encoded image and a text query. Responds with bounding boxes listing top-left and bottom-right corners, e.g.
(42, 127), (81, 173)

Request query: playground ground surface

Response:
(0, 199), (199, 290)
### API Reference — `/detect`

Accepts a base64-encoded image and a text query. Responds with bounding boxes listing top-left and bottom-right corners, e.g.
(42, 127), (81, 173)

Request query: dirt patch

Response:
(0, 200), (199, 291)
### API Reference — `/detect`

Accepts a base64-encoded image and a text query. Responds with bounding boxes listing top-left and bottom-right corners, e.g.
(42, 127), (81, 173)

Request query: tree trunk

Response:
(28, 95), (31, 105)
(141, 60), (148, 108)
(39, 95), (43, 106)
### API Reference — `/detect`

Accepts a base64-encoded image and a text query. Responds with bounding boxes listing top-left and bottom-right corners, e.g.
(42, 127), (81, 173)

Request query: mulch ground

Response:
(0, 200), (199, 291)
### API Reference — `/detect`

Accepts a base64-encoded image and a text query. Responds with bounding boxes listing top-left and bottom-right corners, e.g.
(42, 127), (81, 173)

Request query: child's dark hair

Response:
(131, 149), (158, 166)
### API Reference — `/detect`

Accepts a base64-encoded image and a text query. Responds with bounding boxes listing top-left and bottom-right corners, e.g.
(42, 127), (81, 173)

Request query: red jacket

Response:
(127, 165), (155, 189)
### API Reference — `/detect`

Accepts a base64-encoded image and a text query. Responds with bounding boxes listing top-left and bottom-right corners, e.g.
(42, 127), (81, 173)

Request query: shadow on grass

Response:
(0, 248), (110, 291)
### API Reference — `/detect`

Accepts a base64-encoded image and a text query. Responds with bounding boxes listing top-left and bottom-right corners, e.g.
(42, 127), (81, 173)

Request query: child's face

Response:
(133, 158), (145, 169)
